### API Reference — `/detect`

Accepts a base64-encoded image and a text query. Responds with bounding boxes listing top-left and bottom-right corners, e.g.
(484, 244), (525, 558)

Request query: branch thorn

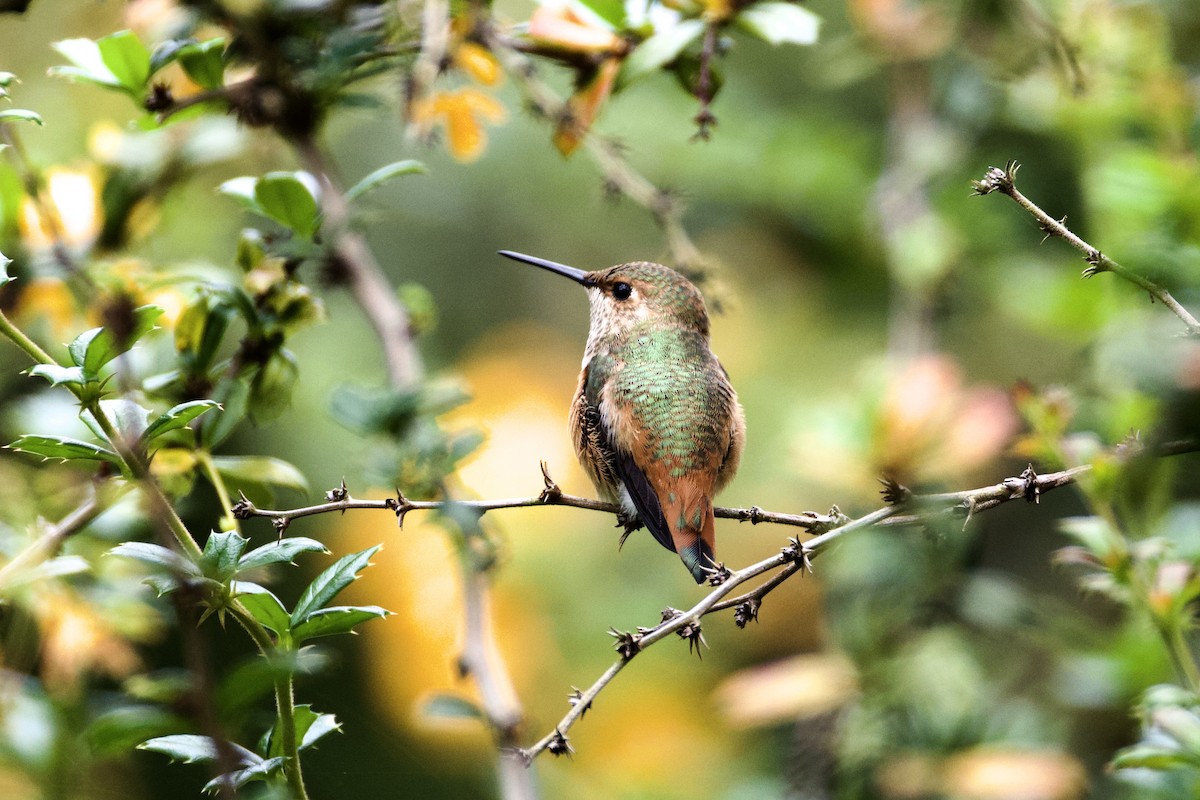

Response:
(568, 687), (592, 717)
(325, 478), (349, 504)
(547, 729), (573, 757)
(607, 627), (641, 660)
(734, 598), (760, 629)
(230, 491), (255, 519)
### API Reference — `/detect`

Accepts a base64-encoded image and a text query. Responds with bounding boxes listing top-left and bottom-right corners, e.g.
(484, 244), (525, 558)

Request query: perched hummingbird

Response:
(499, 250), (746, 583)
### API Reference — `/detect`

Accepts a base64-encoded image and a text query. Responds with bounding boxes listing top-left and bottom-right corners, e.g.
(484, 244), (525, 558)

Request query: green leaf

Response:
(345, 160), (426, 202)
(7, 434), (120, 465)
(290, 545), (381, 626)
(734, 2), (820, 46)
(203, 757), (286, 794)
(110, 542), (202, 578)
(265, 705), (340, 761)
(77, 305), (164, 375)
(27, 364), (86, 387)
(422, 693), (483, 721)
(232, 582), (291, 635)
(292, 605), (390, 642)
(149, 39), (192, 74)
(142, 400), (221, 444)
(237, 537), (329, 573)
(82, 398), (153, 444)
(211, 455), (309, 494)
(178, 38), (225, 90)
(299, 710), (340, 750)
(572, 0), (626, 29)
(138, 734), (257, 765)
(248, 350), (298, 421)
(50, 38), (123, 90)
(1111, 743), (1198, 771)
(200, 377), (250, 449)
(0, 109), (43, 126)
(618, 19), (706, 88)
(200, 531), (248, 583)
(254, 172), (320, 238)
(1155, 707), (1200, 754)
(97, 30), (152, 93)
(87, 706), (191, 757)
(217, 176), (264, 215)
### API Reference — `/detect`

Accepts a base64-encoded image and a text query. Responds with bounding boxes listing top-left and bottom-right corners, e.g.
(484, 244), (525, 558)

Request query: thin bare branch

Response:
(973, 161), (1200, 336)
(231, 458), (1112, 765)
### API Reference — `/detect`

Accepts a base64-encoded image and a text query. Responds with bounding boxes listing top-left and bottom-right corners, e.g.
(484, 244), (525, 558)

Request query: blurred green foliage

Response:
(0, 0), (1198, 798)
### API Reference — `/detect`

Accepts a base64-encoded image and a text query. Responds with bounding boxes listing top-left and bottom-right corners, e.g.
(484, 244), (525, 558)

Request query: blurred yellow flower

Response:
(35, 590), (141, 697)
(412, 88), (507, 163)
(454, 42), (502, 87)
(19, 168), (101, 252)
(15, 276), (76, 338)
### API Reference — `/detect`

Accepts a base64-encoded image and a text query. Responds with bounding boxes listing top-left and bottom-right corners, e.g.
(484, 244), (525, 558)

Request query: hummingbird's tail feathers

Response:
(679, 536), (716, 584)
(661, 484), (717, 584)
(616, 453), (675, 553)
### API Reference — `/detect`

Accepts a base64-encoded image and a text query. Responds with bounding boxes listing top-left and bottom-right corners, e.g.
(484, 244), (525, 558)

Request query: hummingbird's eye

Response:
(612, 282), (633, 300)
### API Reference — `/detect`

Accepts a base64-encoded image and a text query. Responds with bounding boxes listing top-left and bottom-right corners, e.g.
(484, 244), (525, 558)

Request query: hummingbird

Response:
(499, 250), (746, 583)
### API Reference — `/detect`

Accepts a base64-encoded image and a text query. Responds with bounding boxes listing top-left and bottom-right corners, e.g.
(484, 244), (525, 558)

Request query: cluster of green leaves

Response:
(106, 534), (386, 792)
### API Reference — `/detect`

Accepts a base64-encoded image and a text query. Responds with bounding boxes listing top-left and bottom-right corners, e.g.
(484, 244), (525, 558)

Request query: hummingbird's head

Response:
(498, 251), (710, 340)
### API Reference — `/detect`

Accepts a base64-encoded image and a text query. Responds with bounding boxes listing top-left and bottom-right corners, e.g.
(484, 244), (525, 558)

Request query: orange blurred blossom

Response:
(412, 88), (507, 163)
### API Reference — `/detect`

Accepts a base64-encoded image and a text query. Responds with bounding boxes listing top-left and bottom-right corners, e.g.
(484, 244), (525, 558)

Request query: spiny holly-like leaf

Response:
(290, 545), (381, 627)
(200, 531), (248, 583)
(202, 757), (286, 795)
(735, 2), (821, 46)
(254, 172), (320, 238)
(266, 705), (340, 759)
(26, 364), (86, 387)
(67, 305), (163, 376)
(344, 160), (426, 202)
(291, 605), (390, 642)
(110, 542), (202, 578)
(211, 455), (309, 494)
(137, 734), (257, 765)
(232, 582), (291, 635)
(0, 109), (43, 125)
(142, 400), (221, 444)
(237, 537), (328, 573)
(7, 434), (120, 465)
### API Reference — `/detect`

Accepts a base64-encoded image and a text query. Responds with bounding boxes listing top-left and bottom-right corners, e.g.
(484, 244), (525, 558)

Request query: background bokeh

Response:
(2, 0), (1200, 798)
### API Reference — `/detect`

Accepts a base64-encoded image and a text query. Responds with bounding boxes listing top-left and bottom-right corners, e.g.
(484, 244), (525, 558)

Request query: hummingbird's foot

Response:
(615, 511), (643, 550)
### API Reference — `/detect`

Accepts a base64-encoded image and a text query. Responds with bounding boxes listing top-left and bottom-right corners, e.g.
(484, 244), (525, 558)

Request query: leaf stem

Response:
(228, 604), (310, 800)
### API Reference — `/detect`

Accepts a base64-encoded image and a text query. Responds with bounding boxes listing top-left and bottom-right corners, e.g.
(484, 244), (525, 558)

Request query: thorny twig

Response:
(236, 459), (1106, 763)
(973, 160), (1200, 336)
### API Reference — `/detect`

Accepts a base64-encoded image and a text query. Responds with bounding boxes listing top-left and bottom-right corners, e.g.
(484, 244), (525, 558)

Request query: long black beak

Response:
(498, 250), (593, 286)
